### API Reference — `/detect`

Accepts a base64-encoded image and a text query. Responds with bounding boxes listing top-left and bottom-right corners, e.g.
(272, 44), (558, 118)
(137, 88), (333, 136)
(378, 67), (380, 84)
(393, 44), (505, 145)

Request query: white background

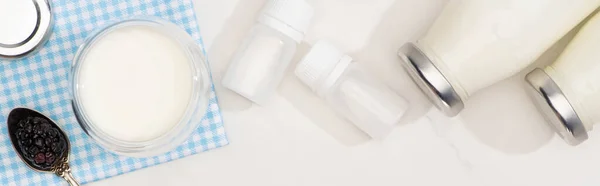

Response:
(89, 0), (600, 185)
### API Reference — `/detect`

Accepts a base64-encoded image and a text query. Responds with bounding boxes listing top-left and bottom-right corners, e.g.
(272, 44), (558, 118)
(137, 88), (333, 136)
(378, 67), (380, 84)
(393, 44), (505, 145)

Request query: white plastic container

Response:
(398, 0), (600, 116)
(296, 41), (408, 139)
(526, 12), (600, 145)
(222, 0), (314, 105)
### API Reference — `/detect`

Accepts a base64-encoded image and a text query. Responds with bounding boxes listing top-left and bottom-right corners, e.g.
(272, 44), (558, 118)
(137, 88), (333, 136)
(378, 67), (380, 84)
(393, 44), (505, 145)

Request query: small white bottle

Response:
(398, 0), (600, 117)
(296, 41), (408, 139)
(526, 12), (600, 145)
(222, 0), (314, 105)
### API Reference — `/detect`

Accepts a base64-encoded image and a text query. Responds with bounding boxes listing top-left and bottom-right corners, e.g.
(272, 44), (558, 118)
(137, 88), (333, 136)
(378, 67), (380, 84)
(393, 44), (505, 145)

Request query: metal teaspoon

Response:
(7, 108), (80, 186)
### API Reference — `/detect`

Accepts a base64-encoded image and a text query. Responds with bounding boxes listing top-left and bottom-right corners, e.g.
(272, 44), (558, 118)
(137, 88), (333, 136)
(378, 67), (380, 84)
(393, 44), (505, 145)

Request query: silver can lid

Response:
(398, 42), (464, 117)
(525, 68), (588, 145)
(0, 0), (53, 59)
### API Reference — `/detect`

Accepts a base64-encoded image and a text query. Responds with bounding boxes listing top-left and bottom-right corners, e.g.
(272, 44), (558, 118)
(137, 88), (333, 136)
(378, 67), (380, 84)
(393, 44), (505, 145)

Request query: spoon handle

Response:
(54, 158), (80, 186)
(62, 170), (80, 186)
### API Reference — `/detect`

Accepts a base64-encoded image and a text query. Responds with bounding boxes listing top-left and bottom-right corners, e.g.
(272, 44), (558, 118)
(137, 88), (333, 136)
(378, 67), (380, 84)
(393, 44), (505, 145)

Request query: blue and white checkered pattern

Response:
(0, 0), (229, 185)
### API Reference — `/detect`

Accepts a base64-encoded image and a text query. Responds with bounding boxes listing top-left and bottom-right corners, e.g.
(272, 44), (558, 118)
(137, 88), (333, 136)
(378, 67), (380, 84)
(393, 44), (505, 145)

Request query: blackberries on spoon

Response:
(11, 115), (67, 170)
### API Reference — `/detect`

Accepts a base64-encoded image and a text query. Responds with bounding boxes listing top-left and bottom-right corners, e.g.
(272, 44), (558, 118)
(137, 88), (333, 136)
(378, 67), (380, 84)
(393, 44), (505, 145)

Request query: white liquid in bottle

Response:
(77, 25), (193, 142)
(400, 0), (600, 116)
(330, 68), (408, 138)
(222, 0), (313, 105)
(296, 41), (408, 139)
(527, 12), (600, 145)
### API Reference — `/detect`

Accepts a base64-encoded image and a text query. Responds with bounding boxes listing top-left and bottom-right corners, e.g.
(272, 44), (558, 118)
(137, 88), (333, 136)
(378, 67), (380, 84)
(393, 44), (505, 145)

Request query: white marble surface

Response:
(89, 0), (600, 185)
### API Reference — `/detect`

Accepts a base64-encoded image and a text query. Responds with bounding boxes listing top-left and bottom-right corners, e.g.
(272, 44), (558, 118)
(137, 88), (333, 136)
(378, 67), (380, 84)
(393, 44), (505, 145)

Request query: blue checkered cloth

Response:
(0, 0), (228, 185)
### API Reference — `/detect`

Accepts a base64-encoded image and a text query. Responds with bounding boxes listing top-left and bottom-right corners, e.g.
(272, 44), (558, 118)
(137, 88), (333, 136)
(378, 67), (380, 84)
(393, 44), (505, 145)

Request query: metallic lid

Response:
(398, 42), (464, 117)
(525, 68), (588, 145)
(0, 0), (53, 59)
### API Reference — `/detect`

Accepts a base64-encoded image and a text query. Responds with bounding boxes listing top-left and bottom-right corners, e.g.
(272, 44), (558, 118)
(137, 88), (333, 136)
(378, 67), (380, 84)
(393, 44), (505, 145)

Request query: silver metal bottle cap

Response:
(525, 68), (588, 145)
(398, 42), (464, 117)
(0, 0), (53, 59)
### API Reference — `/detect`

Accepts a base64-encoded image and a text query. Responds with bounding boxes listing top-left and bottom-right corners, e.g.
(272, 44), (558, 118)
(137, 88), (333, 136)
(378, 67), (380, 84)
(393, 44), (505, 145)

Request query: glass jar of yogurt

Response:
(527, 12), (600, 145)
(398, 0), (600, 116)
(70, 18), (211, 157)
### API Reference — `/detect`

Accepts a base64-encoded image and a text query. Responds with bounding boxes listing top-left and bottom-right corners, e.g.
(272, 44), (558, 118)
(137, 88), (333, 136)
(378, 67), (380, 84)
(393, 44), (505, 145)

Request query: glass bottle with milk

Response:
(526, 12), (600, 145)
(296, 41), (408, 139)
(398, 0), (600, 116)
(222, 0), (314, 105)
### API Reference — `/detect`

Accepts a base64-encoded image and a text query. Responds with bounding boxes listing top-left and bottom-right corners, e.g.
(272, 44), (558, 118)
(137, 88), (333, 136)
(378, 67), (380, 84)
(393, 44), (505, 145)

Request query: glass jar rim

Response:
(70, 17), (211, 157)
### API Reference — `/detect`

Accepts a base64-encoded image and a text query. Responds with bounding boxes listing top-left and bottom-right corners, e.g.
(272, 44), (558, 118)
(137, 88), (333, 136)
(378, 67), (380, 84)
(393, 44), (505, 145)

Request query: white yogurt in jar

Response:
(544, 12), (600, 132)
(401, 0), (600, 116)
(77, 25), (193, 142)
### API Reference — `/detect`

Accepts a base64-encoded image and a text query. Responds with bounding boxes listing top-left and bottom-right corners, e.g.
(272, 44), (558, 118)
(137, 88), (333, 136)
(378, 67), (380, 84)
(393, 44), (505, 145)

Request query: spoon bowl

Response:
(7, 107), (80, 186)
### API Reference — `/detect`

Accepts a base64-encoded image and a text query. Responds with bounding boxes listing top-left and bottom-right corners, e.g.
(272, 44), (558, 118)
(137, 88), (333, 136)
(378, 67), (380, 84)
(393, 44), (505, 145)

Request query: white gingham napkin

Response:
(0, 0), (229, 185)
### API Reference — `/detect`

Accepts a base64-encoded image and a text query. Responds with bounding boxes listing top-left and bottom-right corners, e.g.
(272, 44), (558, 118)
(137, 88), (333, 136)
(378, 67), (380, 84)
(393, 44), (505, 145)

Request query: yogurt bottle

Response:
(398, 0), (600, 116)
(222, 0), (314, 105)
(296, 41), (408, 139)
(526, 12), (600, 145)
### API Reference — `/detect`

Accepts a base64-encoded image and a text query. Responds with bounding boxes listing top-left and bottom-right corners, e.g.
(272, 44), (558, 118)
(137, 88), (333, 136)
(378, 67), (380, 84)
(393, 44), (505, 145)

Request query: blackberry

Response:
(24, 125), (32, 133)
(33, 117), (44, 125)
(40, 123), (51, 131)
(16, 129), (24, 138)
(19, 132), (29, 140)
(10, 115), (68, 170)
(48, 129), (58, 138)
(50, 142), (60, 152)
(34, 138), (44, 147)
(18, 120), (26, 128)
(22, 139), (32, 146)
(45, 155), (55, 165)
(34, 153), (45, 164)
(28, 146), (39, 156)
(44, 151), (55, 165)
(45, 138), (53, 146)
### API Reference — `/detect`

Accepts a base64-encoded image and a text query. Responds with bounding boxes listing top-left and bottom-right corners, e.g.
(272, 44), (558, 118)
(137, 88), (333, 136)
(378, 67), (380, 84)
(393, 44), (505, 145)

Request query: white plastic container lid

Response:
(258, 0), (314, 43)
(296, 41), (353, 97)
(0, 0), (53, 59)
